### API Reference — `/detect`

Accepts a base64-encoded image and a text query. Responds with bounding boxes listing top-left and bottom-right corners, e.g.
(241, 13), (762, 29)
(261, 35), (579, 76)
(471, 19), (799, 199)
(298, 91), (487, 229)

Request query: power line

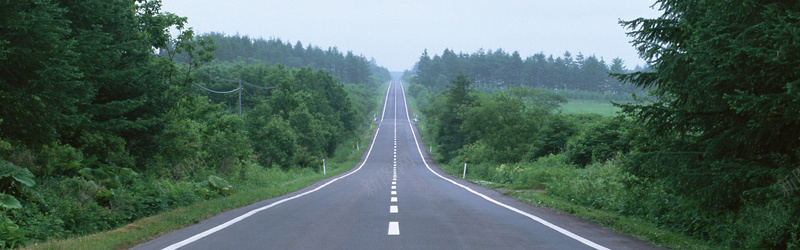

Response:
(242, 80), (278, 90)
(192, 82), (240, 94)
(191, 70), (280, 118)
(197, 70), (278, 90)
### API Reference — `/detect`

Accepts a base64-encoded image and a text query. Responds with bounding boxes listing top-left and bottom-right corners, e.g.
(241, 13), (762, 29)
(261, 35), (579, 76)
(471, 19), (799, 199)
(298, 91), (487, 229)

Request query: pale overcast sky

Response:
(162, 0), (663, 72)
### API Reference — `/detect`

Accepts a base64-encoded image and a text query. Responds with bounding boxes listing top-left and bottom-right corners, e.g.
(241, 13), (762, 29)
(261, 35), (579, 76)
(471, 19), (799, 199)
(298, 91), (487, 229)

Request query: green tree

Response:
(425, 73), (476, 160)
(246, 102), (297, 169)
(619, 0), (800, 211)
(0, 0), (84, 148)
(459, 92), (547, 163)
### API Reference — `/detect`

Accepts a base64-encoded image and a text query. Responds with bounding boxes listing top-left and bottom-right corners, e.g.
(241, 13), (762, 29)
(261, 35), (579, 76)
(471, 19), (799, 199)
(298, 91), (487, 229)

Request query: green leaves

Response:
(207, 175), (234, 195)
(0, 160), (35, 209)
(0, 193), (21, 209)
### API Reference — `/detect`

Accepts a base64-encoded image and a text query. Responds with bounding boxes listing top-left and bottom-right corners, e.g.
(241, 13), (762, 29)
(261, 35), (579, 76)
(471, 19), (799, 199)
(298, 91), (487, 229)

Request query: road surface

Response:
(135, 81), (658, 250)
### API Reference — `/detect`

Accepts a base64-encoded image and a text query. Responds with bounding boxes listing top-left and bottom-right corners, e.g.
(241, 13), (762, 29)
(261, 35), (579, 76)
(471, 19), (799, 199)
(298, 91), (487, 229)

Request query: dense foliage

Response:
(0, 0), (385, 247)
(415, 74), (607, 167)
(406, 48), (647, 93)
(616, 0), (800, 247)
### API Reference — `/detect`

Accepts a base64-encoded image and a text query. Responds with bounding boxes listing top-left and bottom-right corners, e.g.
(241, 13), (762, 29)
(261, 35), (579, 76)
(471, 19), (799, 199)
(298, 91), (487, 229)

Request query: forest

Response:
(410, 48), (649, 94)
(188, 32), (391, 90)
(407, 0), (800, 248)
(0, 0), (387, 247)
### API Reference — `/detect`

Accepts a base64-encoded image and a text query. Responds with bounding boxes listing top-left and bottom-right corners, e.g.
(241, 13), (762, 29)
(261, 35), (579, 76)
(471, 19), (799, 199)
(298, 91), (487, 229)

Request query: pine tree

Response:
(619, 0), (800, 210)
(0, 0), (85, 148)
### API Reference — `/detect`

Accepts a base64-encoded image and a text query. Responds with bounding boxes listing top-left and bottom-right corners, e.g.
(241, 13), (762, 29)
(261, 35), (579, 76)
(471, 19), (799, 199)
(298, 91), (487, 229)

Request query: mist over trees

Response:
(407, 48), (647, 93)
(195, 32), (391, 88)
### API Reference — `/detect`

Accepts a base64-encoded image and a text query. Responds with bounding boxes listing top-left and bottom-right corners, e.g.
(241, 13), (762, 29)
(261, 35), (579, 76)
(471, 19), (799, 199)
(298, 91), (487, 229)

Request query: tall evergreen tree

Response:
(619, 0), (800, 211)
(0, 0), (84, 148)
(426, 72), (476, 160)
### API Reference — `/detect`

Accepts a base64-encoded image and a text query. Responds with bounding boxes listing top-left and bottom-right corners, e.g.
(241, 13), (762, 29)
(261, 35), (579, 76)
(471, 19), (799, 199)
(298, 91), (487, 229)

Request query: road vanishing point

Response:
(135, 81), (658, 250)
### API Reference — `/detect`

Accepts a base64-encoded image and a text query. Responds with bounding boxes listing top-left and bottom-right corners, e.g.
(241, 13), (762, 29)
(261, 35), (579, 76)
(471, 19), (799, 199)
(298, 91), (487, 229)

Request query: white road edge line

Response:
(160, 82), (394, 250)
(397, 81), (610, 250)
(380, 81), (392, 122)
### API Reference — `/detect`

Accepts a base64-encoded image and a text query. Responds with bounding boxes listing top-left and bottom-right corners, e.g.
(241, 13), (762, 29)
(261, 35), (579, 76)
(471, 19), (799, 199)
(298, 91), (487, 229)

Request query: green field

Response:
(559, 99), (622, 116)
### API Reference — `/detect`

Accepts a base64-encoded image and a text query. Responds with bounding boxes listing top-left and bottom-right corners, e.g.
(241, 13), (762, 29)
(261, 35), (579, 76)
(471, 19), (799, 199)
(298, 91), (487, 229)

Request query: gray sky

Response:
(162, 0), (663, 72)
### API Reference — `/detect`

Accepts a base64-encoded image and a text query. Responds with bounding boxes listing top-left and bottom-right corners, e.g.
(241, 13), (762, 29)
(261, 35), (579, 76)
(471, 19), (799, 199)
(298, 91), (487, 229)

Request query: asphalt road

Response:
(135, 81), (659, 250)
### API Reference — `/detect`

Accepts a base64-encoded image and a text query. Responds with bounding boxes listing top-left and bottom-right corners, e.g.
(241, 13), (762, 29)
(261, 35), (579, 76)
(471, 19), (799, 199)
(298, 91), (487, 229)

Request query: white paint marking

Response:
(379, 82), (392, 122)
(397, 81), (610, 250)
(391, 191), (397, 195)
(391, 186), (396, 190)
(388, 222), (399, 235)
(391, 197), (397, 202)
(392, 181), (396, 185)
(390, 205), (398, 213)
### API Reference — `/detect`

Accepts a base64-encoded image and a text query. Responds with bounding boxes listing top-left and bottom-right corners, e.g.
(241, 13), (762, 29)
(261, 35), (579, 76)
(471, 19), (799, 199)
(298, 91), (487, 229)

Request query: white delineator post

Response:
(323, 158), (326, 175)
(462, 158), (468, 179)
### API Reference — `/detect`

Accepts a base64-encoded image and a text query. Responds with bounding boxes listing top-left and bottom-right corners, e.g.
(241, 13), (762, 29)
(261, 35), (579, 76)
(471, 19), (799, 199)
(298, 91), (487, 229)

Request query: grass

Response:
(25, 139), (368, 250)
(508, 189), (718, 250)
(559, 99), (622, 116)
(432, 162), (718, 249)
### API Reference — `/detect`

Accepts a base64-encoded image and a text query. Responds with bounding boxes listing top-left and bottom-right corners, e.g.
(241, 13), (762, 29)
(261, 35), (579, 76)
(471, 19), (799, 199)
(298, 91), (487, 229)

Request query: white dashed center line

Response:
(388, 222), (399, 235)
(387, 82), (401, 236)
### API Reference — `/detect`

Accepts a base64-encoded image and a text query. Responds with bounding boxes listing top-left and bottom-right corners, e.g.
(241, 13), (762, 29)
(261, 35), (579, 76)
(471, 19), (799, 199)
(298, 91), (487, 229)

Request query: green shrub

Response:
(513, 154), (575, 190)
(565, 118), (631, 166)
(36, 144), (83, 176)
(0, 212), (27, 248)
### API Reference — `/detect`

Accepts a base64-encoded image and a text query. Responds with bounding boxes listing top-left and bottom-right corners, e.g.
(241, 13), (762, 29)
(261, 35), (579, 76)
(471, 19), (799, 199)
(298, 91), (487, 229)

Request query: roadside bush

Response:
(565, 118), (631, 167)
(546, 161), (629, 211)
(513, 154), (576, 190)
(527, 115), (579, 160)
(37, 177), (120, 236)
(0, 212), (28, 248)
(35, 144), (83, 177)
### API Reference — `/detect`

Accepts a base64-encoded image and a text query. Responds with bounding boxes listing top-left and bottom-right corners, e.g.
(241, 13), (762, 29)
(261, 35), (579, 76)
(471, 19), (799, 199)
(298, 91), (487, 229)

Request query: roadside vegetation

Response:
(0, 0), (389, 248)
(403, 1), (800, 248)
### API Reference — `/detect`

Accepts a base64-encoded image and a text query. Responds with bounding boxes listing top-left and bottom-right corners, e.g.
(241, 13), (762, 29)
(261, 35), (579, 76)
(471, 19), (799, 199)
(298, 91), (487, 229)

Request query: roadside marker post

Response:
(463, 158), (468, 179)
(323, 158), (326, 175)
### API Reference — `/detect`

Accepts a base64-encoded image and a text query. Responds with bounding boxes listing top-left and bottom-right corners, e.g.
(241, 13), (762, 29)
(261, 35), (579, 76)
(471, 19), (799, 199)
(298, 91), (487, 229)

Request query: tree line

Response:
(192, 32), (391, 88)
(407, 48), (650, 93)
